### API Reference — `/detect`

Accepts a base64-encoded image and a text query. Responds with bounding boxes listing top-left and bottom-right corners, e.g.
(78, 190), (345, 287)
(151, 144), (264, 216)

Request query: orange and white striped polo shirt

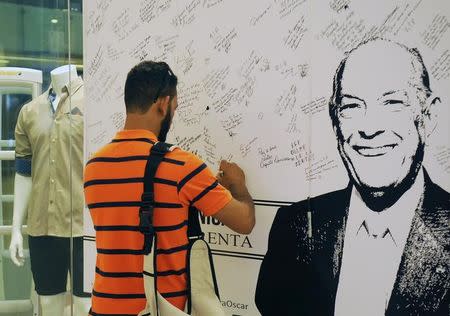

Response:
(84, 129), (232, 316)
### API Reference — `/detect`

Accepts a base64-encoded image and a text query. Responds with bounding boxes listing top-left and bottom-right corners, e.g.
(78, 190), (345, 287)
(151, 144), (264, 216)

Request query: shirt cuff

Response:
(15, 157), (32, 176)
(200, 192), (233, 217)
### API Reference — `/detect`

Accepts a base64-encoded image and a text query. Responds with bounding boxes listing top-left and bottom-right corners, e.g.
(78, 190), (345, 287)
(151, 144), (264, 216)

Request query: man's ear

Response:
(423, 96), (440, 138)
(156, 96), (171, 116)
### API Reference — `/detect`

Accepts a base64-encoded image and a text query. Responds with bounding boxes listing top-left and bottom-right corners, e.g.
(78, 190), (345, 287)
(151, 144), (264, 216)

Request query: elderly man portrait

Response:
(255, 39), (449, 316)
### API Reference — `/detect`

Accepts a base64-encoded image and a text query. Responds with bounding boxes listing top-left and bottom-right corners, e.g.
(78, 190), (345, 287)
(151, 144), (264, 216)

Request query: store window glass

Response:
(0, 0), (86, 315)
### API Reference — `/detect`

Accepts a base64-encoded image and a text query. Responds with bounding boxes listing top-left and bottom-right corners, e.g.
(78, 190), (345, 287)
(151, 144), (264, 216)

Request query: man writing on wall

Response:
(84, 61), (255, 316)
(256, 39), (449, 316)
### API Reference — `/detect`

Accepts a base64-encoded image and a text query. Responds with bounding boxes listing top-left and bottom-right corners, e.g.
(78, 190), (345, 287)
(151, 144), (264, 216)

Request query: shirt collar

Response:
(47, 77), (84, 112)
(114, 129), (158, 142)
(347, 168), (424, 247)
(49, 76), (84, 97)
(47, 88), (56, 104)
(62, 76), (83, 95)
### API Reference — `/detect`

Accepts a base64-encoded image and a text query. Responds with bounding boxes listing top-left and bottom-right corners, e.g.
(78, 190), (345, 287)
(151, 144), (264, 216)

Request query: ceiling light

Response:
(51, 19), (58, 24)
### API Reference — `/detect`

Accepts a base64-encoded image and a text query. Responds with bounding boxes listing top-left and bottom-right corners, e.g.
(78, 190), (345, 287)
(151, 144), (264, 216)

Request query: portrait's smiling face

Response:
(335, 42), (429, 191)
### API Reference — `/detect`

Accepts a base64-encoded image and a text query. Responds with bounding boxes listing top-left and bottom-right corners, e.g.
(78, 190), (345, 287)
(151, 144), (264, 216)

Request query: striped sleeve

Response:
(177, 154), (232, 216)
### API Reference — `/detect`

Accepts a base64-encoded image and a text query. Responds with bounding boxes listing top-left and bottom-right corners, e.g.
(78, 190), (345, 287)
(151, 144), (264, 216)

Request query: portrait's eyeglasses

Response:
(153, 69), (174, 103)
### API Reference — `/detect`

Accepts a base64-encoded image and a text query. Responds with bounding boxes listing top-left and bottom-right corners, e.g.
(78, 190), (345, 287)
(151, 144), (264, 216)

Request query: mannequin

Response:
(9, 64), (90, 316)
(49, 64), (78, 112)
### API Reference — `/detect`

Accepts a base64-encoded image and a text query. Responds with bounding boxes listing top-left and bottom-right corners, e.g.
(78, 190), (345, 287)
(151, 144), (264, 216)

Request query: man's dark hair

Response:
(124, 61), (178, 113)
(329, 38), (432, 127)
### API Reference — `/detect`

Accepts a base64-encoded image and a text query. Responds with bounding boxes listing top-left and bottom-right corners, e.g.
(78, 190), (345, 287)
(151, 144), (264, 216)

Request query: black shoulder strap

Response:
(187, 206), (204, 240)
(140, 141), (205, 254)
(140, 141), (172, 254)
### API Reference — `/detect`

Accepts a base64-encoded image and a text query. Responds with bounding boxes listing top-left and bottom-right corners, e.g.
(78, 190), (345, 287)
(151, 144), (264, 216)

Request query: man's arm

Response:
(213, 160), (255, 234)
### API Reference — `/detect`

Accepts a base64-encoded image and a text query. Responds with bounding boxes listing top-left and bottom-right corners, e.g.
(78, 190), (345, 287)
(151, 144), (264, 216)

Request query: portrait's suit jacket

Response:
(255, 171), (449, 316)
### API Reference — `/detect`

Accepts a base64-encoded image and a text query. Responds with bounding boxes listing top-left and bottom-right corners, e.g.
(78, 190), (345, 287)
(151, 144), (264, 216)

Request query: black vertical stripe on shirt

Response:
(111, 138), (155, 144)
(162, 157), (185, 165)
(190, 180), (219, 206)
(96, 248), (143, 255)
(95, 267), (143, 278)
(177, 163), (207, 192)
(94, 225), (140, 232)
(86, 155), (185, 166)
(88, 201), (182, 209)
(88, 201), (142, 209)
(84, 177), (177, 188)
(86, 155), (149, 165)
(156, 243), (190, 255)
(142, 268), (187, 277)
(89, 309), (139, 316)
(84, 177), (143, 188)
(160, 290), (189, 298)
(92, 290), (146, 299)
(94, 220), (188, 232)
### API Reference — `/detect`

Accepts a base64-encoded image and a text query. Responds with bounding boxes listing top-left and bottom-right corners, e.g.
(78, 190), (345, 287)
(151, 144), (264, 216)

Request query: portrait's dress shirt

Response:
(334, 170), (424, 316)
(15, 77), (84, 237)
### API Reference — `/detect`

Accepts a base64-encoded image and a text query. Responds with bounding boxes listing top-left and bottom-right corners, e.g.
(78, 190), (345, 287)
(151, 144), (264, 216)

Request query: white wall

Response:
(83, 1), (450, 315)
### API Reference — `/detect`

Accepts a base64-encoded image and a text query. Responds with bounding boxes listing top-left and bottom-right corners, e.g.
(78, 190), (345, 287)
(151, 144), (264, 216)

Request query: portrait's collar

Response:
(348, 169), (424, 247)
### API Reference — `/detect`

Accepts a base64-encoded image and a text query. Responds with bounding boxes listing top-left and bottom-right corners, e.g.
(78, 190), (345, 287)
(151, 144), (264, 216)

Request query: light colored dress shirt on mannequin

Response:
(334, 170), (424, 316)
(15, 77), (84, 237)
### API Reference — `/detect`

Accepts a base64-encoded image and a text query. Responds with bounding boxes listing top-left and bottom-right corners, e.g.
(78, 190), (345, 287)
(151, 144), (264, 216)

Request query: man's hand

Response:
(9, 229), (25, 267)
(216, 160), (246, 194)
(214, 160), (255, 234)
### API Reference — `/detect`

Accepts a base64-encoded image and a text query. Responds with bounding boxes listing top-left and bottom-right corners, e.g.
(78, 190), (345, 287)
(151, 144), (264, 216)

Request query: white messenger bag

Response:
(137, 142), (226, 316)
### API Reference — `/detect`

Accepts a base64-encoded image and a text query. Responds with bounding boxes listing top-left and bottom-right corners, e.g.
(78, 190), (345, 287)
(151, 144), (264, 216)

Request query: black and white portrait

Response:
(255, 39), (449, 316)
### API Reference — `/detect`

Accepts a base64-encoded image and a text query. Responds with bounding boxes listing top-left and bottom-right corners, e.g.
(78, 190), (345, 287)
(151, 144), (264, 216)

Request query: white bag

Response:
(138, 142), (226, 315)
(138, 236), (226, 316)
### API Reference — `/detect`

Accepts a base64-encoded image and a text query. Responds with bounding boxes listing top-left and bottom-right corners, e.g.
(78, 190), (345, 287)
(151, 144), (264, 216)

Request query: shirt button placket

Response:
(49, 123), (56, 234)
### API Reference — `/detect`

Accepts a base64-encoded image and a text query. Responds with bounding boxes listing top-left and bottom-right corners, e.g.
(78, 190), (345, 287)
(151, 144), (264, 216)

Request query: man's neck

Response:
(349, 169), (424, 241)
(355, 168), (423, 212)
(123, 113), (160, 137)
